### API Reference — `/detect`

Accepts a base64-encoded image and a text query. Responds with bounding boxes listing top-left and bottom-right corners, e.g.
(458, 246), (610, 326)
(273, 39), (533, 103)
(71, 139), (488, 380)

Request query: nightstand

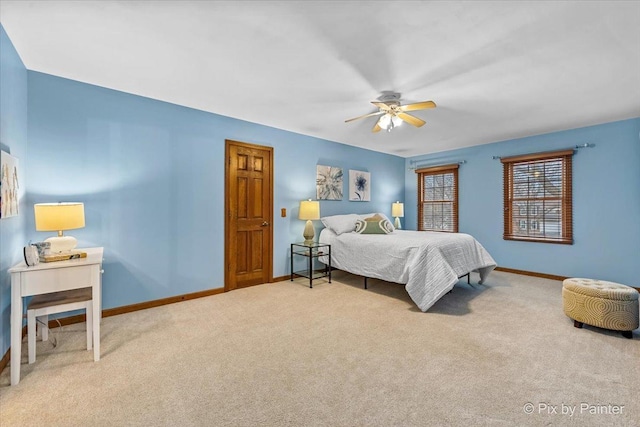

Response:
(290, 242), (331, 288)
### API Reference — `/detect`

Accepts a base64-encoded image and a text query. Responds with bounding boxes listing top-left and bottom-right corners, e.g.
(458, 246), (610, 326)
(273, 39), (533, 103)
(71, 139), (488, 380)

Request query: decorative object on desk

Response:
(40, 250), (88, 263)
(316, 165), (343, 200)
(299, 199), (320, 245)
(34, 202), (85, 253)
(32, 241), (51, 257)
(349, 170), (370, 201)
(391, 201), (404, 229)
(0, 150), (20, 219)
(23, 245), (40, 266)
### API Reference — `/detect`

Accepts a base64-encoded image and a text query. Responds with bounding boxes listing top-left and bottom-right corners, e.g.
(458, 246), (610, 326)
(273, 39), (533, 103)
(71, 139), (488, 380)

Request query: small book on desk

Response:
(40, 250), (88, 263)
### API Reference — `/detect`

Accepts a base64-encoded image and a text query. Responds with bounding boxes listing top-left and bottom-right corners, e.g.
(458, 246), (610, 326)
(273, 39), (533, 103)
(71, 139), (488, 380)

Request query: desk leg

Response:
(92, 269), (101, 362)
(10, 273), (22, 385)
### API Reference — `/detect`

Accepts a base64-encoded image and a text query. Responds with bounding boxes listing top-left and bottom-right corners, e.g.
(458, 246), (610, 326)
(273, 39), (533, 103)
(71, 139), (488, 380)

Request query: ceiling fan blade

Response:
(397, 112), (426, 127)
(345, 111), (384, 123)
(371, 101), (393, 112)
(399, 101), (436, 112)
(372, 117), (383, 132)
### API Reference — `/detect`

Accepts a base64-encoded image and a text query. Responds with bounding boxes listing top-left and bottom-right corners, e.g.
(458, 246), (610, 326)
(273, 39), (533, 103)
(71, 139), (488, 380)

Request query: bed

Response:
(317, 214), (497, 312)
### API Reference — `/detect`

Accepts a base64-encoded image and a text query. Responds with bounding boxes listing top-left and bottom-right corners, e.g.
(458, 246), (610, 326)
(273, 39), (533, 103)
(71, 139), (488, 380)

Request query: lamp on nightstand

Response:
(299, 199), (320, 245)
(392, 201), (404, 230)
(34, 202), (85, 253)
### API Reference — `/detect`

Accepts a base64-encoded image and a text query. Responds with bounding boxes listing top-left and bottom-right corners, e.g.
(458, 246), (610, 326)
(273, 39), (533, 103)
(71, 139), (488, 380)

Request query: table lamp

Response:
(34, 202), (85, 253)
(392, 201), (404, 230)
(299, 199), (320, 245)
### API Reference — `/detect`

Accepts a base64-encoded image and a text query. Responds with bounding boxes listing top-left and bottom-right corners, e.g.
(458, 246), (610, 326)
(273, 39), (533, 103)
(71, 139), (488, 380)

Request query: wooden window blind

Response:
(501, 149), (573, 244)
(416, 164), (459, 233)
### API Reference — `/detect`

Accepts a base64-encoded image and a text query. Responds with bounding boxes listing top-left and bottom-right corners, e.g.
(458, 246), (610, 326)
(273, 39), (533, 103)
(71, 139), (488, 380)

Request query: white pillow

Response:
(321, 214), (359, 235)
(358, 213), (395, 232)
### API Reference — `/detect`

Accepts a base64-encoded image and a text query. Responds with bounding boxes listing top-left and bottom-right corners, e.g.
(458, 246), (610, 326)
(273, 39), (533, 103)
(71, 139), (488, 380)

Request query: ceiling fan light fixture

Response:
(345, 94), (436, 133)
(379, 113), (403, 132)
(378, 113), (391, 129)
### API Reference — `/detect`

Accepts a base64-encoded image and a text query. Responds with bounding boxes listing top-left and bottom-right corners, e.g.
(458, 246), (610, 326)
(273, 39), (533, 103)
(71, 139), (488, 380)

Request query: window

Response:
(417, 164), (459, 232)
(502, 149), (573, 244)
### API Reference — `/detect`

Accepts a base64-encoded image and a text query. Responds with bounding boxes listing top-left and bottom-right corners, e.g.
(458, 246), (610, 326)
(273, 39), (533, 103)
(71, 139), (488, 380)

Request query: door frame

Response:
(224, 139), (274, 291)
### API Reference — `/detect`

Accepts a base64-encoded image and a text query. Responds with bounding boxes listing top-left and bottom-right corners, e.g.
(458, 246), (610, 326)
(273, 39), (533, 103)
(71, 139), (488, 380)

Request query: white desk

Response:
(9, 247), (104, 386)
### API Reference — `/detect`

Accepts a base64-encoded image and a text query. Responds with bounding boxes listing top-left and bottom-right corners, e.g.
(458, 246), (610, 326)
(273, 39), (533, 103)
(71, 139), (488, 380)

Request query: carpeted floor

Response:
(0, 270), (638, 426)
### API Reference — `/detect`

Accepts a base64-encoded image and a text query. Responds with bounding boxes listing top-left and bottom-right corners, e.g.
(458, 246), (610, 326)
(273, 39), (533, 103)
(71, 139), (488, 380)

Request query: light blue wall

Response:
(26, 71), (405, 310)
(4, 21), (638, 362)
(405, 118), (640, 287)
(0, 25), (28, 357)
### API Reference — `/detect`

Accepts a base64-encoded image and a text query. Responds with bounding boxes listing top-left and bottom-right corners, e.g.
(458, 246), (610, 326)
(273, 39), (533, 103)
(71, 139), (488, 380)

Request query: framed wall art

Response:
(1, 150), (20, 218)
(316, 165), (343, 200)
(349, 170), (370, 202)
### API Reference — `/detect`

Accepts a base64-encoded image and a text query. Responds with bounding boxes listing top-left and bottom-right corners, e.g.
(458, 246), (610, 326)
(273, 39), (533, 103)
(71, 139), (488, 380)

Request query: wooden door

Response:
(225, 140), (273, 290)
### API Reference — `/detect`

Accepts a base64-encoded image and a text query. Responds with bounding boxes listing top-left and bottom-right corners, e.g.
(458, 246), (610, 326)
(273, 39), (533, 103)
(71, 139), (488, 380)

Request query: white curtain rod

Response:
(491, 143), (594, 160)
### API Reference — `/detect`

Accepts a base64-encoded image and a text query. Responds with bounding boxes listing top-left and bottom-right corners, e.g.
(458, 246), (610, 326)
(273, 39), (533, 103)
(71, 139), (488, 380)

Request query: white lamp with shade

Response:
(34, 202), (85, 253)
(392, 201), (404, 230)
(299, 199), (320, 245)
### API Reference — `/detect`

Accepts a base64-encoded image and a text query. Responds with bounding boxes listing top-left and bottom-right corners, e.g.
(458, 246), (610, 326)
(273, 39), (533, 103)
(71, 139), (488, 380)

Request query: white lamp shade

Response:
(391, 201), (404, 218)
(299, 200), (320, 220)
(34, 203), (85, 231)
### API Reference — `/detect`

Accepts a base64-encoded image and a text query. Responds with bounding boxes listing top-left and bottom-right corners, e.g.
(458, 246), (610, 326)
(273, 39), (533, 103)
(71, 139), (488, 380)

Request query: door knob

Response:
(261, 221), (269, 227)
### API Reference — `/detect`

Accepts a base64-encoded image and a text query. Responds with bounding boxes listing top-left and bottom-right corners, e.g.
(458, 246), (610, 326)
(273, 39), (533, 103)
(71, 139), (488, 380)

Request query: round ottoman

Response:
(562, 278), (639, 339)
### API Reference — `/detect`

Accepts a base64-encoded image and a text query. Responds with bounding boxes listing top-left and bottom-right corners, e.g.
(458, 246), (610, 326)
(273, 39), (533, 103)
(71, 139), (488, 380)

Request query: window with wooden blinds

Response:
(416, 164), (459, 233)
(501, 149), (573, 244)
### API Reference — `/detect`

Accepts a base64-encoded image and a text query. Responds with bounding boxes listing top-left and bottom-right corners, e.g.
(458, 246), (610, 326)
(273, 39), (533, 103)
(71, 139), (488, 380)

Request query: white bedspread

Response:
(318, 229), (497, 312)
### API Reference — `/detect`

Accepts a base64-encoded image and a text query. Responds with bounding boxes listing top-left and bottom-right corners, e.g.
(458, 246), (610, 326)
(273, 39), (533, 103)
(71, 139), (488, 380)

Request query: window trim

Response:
(501, 149), (573, 244)
(416, 164), (459, 233)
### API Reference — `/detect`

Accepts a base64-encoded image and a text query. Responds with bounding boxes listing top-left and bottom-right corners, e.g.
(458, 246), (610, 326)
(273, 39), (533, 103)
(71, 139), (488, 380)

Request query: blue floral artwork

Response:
(349, 170), (370, 201)
(316, 165), (343, 200)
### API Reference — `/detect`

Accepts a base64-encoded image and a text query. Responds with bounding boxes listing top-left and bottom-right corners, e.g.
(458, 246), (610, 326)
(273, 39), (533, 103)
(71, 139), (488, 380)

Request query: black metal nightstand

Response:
(290, 242), (331, 288)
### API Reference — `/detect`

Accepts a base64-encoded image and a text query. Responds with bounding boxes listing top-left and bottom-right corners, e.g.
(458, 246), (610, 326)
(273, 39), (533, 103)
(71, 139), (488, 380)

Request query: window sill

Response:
(503, 236), (573, 245)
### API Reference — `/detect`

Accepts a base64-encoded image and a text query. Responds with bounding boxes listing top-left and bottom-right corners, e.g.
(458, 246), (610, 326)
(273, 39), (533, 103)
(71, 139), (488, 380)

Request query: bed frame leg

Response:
(457, 273), (471, 285)
(364, 277), (368, 289)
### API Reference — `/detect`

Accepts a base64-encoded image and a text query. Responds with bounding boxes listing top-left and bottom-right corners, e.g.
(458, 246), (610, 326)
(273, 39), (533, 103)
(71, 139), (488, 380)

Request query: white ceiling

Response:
(1, 1), (639, 157)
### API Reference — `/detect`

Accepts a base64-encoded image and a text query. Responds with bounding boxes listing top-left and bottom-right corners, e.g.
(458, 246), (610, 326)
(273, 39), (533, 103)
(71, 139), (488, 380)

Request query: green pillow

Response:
(355, 218), (393, 234)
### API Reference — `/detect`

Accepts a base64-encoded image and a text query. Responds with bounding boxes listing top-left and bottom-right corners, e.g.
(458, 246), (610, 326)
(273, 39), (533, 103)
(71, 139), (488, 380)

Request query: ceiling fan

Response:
(345, 93), (436, 133)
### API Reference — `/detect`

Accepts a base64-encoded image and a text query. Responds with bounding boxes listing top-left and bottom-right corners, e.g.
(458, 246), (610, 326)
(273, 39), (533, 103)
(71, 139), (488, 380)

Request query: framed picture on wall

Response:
(349, 170), (370, 201)
(316, 165), (343, 200)
(0, 151), (20, 219)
